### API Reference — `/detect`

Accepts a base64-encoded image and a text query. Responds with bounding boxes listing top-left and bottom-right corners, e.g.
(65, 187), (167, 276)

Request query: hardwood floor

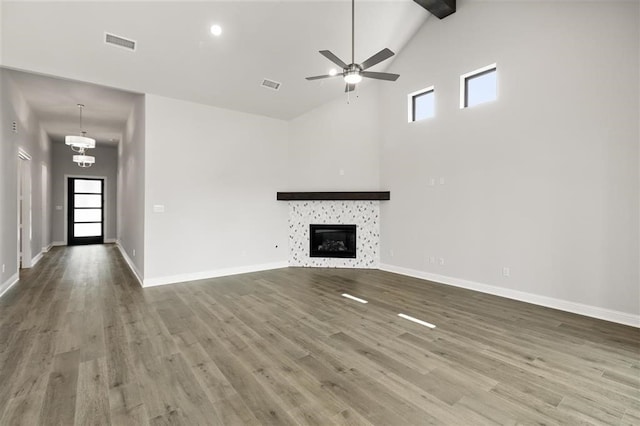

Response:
(0, 245), (638, 425)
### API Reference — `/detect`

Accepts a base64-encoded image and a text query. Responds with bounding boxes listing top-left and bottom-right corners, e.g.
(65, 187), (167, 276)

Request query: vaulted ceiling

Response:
(2, 1), (432, 146)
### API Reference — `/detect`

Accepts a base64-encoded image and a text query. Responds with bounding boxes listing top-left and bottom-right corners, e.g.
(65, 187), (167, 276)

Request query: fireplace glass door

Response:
(310, 224), (356, 258)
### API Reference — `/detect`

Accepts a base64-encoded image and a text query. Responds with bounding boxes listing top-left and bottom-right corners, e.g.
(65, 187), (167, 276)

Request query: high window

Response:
(460, 64), (497, 108)
(408, 86), (435, 122)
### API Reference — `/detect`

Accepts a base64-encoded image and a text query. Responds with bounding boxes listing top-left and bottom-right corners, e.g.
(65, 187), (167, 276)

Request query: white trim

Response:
(18, 148), (32, 160)
(51, 241), (66, 247)
(105, 238), (117, 244)
(143, 262), (289, 288)
(379, 263), (640, 328)
(31, 251), (43, 267)
(115, 241), (143, 287)
(18, 154), (33, 269)
(0, 273), (20, 299)
(42, 244), (53, 253)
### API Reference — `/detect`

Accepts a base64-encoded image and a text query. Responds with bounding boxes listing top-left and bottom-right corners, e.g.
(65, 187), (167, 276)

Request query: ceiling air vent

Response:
(105, 33), (136, 51)
(261, 79), (281, 91)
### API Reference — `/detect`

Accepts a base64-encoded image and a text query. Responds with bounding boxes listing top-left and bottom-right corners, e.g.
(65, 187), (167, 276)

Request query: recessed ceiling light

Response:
(210, 24), (222, 36)
(329, 68), (338, 76)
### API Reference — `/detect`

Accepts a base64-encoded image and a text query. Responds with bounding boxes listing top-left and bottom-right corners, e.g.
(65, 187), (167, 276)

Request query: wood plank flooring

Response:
(0, 244), (638, 425)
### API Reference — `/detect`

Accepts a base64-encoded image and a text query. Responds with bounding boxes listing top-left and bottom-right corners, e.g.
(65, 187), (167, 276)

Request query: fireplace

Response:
(310, 224), (357, 258)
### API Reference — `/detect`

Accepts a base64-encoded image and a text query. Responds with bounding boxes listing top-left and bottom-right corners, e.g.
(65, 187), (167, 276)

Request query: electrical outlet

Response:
(1, 264), (5, 273)
(502, 267), (510, 277)
(438, 257), (445, 265)
(339, 169), (345, 176)
(429, 178), (436, 186)
(133, 249), (136, 257)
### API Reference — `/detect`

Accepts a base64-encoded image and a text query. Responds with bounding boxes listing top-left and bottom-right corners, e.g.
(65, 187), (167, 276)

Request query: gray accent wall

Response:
(51, 143), (118, 244)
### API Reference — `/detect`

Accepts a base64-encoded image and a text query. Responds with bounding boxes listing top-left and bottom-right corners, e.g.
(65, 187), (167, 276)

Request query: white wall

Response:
(0, 70), (52, 295)
(287, 86), (382, 190)
(377, 1), (639, 323)
(51, 143), (118, 244)
(143, 94), (289, 286)
(117, 94), (145, 281)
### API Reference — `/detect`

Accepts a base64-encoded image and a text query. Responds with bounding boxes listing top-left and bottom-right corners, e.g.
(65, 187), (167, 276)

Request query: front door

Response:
(67, 178), (104, 245)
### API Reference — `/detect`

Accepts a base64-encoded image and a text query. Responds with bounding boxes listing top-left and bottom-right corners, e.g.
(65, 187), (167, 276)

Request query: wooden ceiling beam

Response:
(413, 0), (456, 19)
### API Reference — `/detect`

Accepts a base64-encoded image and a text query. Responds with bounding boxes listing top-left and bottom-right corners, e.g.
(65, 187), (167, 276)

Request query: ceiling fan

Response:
(306, 0), (400, 92)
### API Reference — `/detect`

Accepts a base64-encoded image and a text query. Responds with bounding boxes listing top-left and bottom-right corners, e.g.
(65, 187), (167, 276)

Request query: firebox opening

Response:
(310, 224), (357, 258)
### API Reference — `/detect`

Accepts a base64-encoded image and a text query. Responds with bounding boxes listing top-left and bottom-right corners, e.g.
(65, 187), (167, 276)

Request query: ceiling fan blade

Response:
(306, 74), (340, 81)
(360, 48), (395, 70)
(319, 50), (348, 69)
(361, 71), (400, 81)
(345, 83), (356, 93)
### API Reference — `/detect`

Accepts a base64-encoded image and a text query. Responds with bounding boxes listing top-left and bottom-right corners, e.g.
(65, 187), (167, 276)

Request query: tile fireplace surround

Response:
(278, 192), (389, 268)
(288, 200), (380, 268)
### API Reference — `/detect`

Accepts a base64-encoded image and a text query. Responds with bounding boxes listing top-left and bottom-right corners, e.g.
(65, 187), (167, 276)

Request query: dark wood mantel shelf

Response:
(276, 191), (390, 201)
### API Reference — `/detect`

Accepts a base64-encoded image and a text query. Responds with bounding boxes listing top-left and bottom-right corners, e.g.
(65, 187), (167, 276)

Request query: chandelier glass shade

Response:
(73, 153), (95, 168)
(65, 134), (96, 150)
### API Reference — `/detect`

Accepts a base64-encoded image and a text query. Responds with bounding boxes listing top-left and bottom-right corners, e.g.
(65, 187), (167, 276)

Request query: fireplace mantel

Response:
(277, 191), (390, 201)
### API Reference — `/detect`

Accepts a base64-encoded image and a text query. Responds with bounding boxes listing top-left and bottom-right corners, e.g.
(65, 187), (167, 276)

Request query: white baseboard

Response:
(115, 241), (144, 287)
(31, 252), (43, 267)
(105, 238), (117, 244)
(0, 272), (20, 299)
(42, 243), (53, 253)
(379, 263), (640, 328)
(51, 241), (65, 247)
(143, 261), (289, 288)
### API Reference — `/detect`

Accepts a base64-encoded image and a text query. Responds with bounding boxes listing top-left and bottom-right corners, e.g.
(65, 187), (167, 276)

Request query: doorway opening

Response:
(67, 178), (104, 245)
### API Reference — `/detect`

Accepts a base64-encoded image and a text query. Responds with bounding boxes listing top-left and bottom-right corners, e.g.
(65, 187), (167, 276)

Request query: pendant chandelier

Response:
(65, 104), (96, 167)
(73, 150), (95, 168)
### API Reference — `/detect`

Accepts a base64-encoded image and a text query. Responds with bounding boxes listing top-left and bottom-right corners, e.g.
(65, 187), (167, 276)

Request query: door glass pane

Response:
(74, 209), (102, 222)
(74, 223), (102, 237)
(75, 194), (101, 208)
(75, 179), (101, 193)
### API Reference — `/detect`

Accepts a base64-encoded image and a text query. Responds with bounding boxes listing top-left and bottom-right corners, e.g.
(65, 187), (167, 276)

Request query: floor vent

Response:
(105, 33), (136, 51)
(261, 79), (281, 91)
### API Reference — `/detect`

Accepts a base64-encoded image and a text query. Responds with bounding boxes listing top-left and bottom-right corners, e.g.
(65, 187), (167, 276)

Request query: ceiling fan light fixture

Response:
(305, 0), (399, 90)
(344, 71), (362, 85)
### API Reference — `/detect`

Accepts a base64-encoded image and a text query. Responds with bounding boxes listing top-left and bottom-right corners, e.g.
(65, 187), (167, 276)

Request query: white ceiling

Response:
(1, 0), (430, 132)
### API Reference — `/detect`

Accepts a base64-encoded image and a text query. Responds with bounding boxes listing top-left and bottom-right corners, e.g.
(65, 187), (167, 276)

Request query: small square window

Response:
(408, 86), (434, 122)
(460, 64), (497, 108)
